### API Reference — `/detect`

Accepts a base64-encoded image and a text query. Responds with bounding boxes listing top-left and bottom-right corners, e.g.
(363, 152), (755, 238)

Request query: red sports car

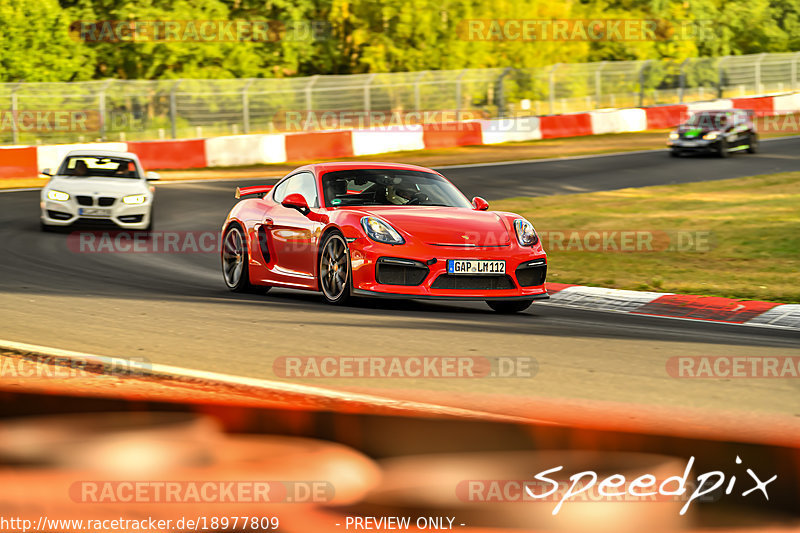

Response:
(220, 162), (548, 313)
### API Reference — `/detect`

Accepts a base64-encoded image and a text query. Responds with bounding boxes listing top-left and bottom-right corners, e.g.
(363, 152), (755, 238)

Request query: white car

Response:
(40, 150), (159, 231)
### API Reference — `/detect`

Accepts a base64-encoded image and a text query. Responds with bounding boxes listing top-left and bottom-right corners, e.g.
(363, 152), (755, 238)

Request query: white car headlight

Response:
(122, 194), (147, 205)
(514, 219), (539, 246)
(669, 132), (679, 140)
(703, 131), (719, 140)
(361, 216), (405, 245)
(47, 190), (70, 202)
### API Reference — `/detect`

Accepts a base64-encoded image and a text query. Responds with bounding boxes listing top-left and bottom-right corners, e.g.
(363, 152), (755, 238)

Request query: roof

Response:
(64, 149), (140, 159)
(306, 161), (439, 174)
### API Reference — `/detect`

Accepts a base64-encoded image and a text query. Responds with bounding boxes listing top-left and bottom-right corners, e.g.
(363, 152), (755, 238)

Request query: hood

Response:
(47, 176), (148, 195)
(677, 125), (718, 138)
(359, 207), (512, 247)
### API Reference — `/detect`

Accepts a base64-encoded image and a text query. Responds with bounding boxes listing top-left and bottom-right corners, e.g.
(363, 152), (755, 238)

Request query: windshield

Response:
(687, 112), (731, 129)
(58, 156), (141, 179)
(321, 169), (472, 208)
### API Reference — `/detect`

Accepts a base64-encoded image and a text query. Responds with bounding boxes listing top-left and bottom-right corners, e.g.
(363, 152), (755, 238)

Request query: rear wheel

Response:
(486, 299), (533, 314)
(319, 232), (351, 305)
(747, 133), (759, 153)
(222, 224), (253, 292)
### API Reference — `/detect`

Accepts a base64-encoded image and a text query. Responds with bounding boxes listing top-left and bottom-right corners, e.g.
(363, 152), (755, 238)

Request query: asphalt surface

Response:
(1, 142), (799, 442)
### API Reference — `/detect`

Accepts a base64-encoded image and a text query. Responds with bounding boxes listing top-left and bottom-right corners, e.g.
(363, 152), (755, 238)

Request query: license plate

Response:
(447, 260), (506, 275)
(79, 208), (111, 217)
(681, 141), (698, 147)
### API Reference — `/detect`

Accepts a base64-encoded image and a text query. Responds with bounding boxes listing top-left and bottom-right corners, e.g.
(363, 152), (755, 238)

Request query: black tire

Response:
(747, 133), (759, 153)
(40, 220), (54, 232)
(486, 299), (534, 314)
(318, 232), (351, 305)
(717, 138), (729, 158)
(669, 149), (680, 157)
(222, 223), (253, 292)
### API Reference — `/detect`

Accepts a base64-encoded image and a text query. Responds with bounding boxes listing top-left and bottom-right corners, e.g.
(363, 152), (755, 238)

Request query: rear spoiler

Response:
(235, 185), (274, 199)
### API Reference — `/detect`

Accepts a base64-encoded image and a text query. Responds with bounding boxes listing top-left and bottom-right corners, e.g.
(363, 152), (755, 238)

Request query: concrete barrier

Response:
(0, 146), (39, 179)
(351, 126), (425, 156)
(205, 134), (287, 166)
(127, 139), (207, 169)
(480, 117), (542, 144)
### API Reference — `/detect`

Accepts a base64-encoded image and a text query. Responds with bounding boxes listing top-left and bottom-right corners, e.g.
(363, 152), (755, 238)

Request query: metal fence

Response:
(1, 52), (798, 145)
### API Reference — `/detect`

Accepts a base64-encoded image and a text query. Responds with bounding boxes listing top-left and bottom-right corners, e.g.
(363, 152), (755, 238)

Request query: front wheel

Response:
(319, 232), (351, 305)
(747, 133), (759, 153)
(717, 139), (730, 158)
(222, 224), (252, 292)
(486, 299), (533, 314)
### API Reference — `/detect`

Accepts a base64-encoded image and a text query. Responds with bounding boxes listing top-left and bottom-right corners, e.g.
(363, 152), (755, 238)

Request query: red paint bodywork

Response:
(222, 162), (548, 301)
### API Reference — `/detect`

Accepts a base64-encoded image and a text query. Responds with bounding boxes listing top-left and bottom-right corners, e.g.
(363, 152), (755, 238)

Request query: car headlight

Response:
(703, 131), (719, 140)
(122, 194), (147, 205)
(514, 219), (539, 246)
(669, 132), (679, 140)
(360, 216), (405, 245)
(47, 190), (69, 202)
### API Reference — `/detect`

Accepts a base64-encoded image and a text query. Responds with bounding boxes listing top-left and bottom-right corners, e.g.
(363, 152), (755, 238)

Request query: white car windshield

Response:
(58, 156), (141, 179)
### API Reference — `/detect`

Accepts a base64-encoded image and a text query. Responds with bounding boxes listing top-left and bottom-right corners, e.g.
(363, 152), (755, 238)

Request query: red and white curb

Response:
(546, 283), (800, 330)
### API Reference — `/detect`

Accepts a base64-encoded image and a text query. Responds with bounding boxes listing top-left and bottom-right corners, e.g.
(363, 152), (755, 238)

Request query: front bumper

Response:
(667, 138), (719, 153)
(349, 239), (548, 300)
(41, 197), (152, 230)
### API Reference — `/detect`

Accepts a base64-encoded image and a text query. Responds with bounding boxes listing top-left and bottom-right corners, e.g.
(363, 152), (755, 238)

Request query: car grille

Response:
(515, 260), (547, 287)
(376, 258), (429, 286)
(76, 196), (94, 206)
(98, 197), (116, 206)
(431, 274), (515, 290)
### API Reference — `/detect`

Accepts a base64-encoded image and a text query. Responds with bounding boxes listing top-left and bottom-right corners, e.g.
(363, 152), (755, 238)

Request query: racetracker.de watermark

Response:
(68, 230), (715, 254)
(70, 480), (332, 503)
(0, 111), (100, 133)
(275, 110), (495, 132)
(70, 20), (330, 42)
(457, 19), (714, 41)
(273, 356), (538, 379)
(0, 355), (151, 379)
(540, 230), (714, 253)
(666, 356), (800, 378)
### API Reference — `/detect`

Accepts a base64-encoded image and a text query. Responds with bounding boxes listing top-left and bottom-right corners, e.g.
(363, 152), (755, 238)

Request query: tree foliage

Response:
(0, 0), (796, 81)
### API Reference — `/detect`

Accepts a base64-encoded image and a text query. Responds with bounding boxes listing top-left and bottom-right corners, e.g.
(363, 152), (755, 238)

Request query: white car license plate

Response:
(681, 141), (698, 147)
(79, 207), (111, 217)
(447, 260), (506, 275)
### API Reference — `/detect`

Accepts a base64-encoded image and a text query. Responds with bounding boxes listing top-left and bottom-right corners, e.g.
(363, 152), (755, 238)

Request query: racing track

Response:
(1, 140), (799, 442)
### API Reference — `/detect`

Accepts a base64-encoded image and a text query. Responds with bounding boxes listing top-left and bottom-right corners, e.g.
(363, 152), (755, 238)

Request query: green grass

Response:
(493, 172), (800, 303)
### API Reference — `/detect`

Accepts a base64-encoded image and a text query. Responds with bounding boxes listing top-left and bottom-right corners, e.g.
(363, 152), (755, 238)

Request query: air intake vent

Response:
(431, 274), (515, 290)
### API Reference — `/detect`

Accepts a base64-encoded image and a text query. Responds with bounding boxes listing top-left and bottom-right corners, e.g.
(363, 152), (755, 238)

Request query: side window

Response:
(280, 172), (319, 208)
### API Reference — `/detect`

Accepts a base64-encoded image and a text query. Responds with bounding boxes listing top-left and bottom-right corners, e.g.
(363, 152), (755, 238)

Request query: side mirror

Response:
(472, 196), (489, 211)
(146, 171), (160, 181)
(40, 168), (52, 177)
(281, 193), (310, 215)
